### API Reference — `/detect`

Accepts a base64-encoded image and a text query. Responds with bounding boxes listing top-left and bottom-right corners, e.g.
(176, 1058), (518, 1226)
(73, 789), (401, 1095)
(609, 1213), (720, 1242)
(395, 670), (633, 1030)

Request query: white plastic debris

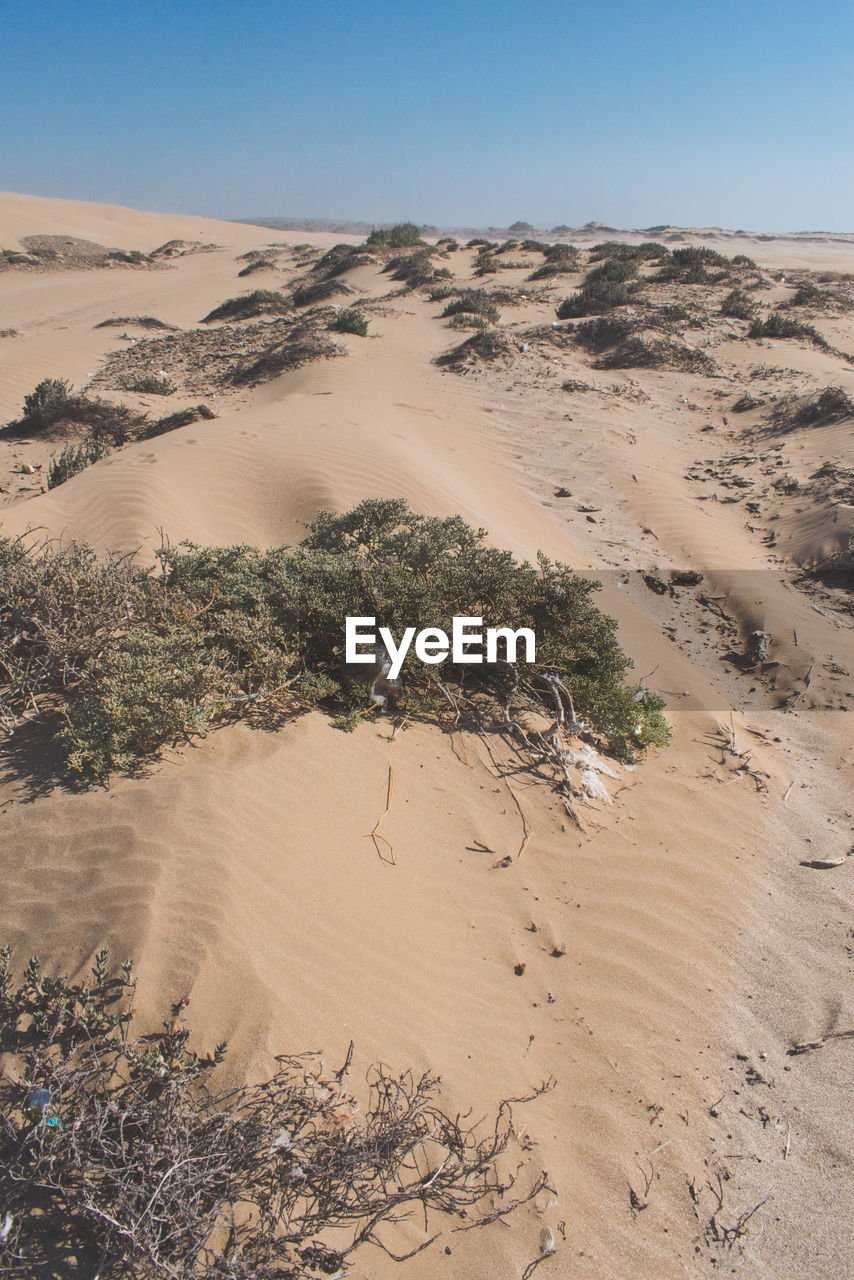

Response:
(567, 743), (618, 778)
(581, 769), (612, 804)
(0, 1214), (12, 1242)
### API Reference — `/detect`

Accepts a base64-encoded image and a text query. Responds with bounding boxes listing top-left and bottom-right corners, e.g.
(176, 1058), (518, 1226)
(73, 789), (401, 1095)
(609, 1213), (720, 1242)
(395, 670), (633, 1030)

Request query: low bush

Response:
(310, 243), (374, 279)
(289, 278), (351, 307)
(655, 245), (728, 283)
(237, 258), (277, 276)
(595, 335), (716, 373)
(201, 291), (290, 323)
(327, 307), (369, 335)
(787, 281), (826, 308)
(47, 437), (112, 488)
(441, 290), (501, 323)
(435, 330), (516, 368)
(770, 385), (854, 431)
(122, 374), (176, 395)
(572, 315), (636, 350)
(140, 403), (216, 440)
(473, 252), (500, 276)
(528, 261), (579, 281)
(544, 243), (579, 263)
(589, 241), (668, 262)
(748, 311), (831, 350)
(385, 249), (450, 288)
(448, 311), (490, 329)
(586, 258), (639, 285)
(94, 315), (178, 330)
(1, 379), (146, 443)
(556, 279), (639, 317)
(0, 499), (668, 776)
(720, 289), (755, 319)
(366, 222), (423, 248)
(0, 949), (547, 1278)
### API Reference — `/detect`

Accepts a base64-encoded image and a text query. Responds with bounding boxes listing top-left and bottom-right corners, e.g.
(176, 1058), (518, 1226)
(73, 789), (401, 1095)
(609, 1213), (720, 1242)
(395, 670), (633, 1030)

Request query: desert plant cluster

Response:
(0, 949), (548, 1278)
(0, 499), (668, 776)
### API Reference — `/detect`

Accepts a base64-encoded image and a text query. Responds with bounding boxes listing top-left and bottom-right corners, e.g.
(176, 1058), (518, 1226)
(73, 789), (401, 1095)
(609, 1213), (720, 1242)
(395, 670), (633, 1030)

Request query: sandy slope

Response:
(1, 192), (852, 1279)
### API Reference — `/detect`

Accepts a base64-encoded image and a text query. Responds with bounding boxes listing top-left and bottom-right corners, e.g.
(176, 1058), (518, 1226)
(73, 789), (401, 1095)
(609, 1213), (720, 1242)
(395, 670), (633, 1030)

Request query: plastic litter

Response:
(581, 769), (612, 804)
(25, 1088), (51, 1124)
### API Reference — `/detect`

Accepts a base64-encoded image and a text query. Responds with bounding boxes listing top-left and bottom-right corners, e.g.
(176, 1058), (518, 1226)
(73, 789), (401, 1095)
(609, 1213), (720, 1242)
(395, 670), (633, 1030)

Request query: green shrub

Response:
(788, 281), (826, 308)
(366, 222), (423, 248)
(385, 249), (449, 288)
(473, 251), (499, 276)
(731, 254), (757, 267)
(94, 315), (178, 330)
(428, 284), (458, 301)
(310, 243), (374, 278)
(748, 311), (831, 349)
(528, 261), (579, 281)
(290, 278), (351, 307)
(586, 258), (639, 285)
(589, 241), (668, 262)
(0, 499), (668, 776)
(327, 307), (369, 335)
(556, 279), (638, 317)
(2, 380), (146, 443)
(720, 289), (755, 319)
(201, 290), (290, 323)
(122, 374), (176, 395)
(21, 378), (70, 426)
(544, 243), (579, 263)
(448, 311), (490, 329)
(0, 950), (544, 1278)
(440, 290), (501, 323)
(237, 258), (276, 276)
(47, 437), (112, 488)
(655, 245), (728, 283)
(572, 315), (637, 350)
(521, 239), (548, 253)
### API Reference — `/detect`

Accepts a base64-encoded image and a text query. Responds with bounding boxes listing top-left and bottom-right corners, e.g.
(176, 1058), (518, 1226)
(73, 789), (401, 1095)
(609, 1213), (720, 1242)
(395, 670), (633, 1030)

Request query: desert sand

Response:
(1, 192), (852, 1278)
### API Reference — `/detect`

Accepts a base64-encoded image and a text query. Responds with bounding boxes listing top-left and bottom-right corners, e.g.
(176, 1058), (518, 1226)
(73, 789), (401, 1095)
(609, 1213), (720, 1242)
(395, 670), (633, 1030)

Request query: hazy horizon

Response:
(3, 0), (854, 232)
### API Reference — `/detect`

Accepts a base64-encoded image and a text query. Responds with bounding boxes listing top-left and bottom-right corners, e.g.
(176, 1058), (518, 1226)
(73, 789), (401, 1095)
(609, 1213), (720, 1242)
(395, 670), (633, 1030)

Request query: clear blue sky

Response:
(2, 0), (853, 231)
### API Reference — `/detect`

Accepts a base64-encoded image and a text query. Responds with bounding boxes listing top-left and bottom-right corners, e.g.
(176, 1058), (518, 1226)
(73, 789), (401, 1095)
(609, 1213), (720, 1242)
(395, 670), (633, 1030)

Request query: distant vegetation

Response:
(366, 221), (423, 248)
(0, 499), (667, 777)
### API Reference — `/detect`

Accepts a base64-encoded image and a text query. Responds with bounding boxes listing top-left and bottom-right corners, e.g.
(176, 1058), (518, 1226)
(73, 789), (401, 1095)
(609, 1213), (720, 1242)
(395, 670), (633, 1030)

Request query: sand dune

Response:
(1, 191), (852, 1279)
